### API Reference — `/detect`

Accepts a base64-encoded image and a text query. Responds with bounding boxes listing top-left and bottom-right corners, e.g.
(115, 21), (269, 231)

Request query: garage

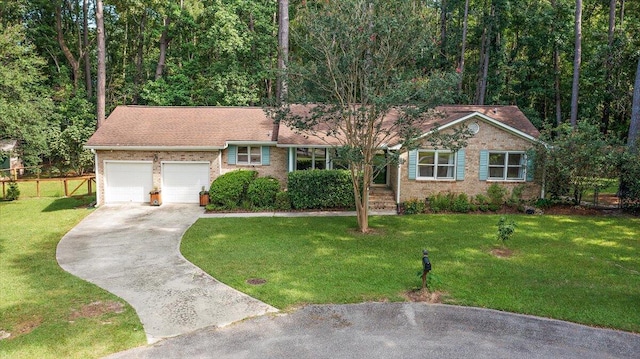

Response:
(161, 162), (210, 203)
(104, 161), (153, 203)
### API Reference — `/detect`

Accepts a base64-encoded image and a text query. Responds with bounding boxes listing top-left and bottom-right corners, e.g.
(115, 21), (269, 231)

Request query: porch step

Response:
(369, 187), (397, 212)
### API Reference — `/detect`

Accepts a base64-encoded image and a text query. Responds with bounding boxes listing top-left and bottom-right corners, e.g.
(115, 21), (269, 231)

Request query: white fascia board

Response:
(275, 144), (333, 148)
(225, 141), (278, 147)
(84, 145), (224, 151)
(417, 112), (541, 143)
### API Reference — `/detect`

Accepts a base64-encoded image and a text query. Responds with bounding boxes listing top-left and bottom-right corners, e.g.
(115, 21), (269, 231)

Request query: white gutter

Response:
(225, 141), (277, 146)
(217, 150), (222, 177)
(84, 145), (225, 151)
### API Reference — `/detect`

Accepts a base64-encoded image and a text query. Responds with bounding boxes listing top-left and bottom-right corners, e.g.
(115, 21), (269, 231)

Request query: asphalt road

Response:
(106, 302), (640, 359)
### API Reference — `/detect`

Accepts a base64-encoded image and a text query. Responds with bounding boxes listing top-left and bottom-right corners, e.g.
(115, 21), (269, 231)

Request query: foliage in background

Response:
(48, 96), (96, 175)
(619, 150), (640, 213)
(208, 170), (258, 209)
(0, 24), (52, 167)
(534, 121), (624, 203)
(287, 170), (355, 210)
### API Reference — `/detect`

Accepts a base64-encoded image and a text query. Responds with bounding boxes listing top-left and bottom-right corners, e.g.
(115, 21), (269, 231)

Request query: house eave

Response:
(84, 145), (225, 151)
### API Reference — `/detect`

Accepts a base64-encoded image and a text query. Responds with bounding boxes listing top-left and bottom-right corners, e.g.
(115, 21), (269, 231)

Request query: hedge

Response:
(287, 170), (355, 209)
(209, 170), (258, 209)
(247, 176), (281, 208)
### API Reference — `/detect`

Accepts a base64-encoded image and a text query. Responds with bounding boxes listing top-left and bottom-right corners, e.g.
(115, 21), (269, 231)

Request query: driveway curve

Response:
(56, 204), (277, 343)
(106, 302), (640, 359)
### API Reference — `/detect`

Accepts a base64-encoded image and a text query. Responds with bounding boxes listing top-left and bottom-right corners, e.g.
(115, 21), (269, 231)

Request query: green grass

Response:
(0, 197), (145, 359)
(1, 179), (95, 199)
(182, 214), (640, 333)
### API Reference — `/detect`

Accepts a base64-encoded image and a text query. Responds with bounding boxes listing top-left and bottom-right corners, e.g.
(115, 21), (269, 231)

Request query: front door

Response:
(373, 153), (388, 185)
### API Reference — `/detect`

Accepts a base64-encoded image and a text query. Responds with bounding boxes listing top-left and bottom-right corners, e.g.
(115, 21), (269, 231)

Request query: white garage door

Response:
(104, 161), (153, 203)
(162, 162), (210, 203)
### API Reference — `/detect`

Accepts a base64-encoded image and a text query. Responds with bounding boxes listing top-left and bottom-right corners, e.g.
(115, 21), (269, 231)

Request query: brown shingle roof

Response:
(85, 104), (539, 149)
(85, 106), (275, 148)
(434, 105), (540, 139)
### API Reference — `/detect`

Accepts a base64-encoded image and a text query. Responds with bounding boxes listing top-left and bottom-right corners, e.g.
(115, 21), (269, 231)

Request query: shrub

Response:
(275, 191), (292, 210)
(209, 170), (258, 209)
(474, 194), (490, 212)
(507, 184), (526, 207)
(534, 198), (553, 209)
(452, 193), (471, 213)
(247, 177), (280, 208)
(487, 183), (507, 210)
(497, 216), (516, 242)
(287, 170), (354, 209)
(403, 198), (426, 214)
(5, 181), (20, 201)
(428, 192), (455, 213)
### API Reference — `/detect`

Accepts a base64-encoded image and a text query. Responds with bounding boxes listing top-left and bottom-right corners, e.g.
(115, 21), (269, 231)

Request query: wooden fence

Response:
(0, 175), (96, 198)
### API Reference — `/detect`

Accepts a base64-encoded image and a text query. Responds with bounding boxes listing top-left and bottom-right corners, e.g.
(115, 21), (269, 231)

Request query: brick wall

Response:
(220, 147), (288, 187)
(397, 120), (541, 202)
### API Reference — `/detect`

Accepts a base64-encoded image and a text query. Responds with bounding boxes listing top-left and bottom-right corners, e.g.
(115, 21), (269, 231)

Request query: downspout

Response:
(396, 155), (402, 207)
(92, 149), (100, 206)
(217, 149), (222, 176)
(289, 147), (295, 172)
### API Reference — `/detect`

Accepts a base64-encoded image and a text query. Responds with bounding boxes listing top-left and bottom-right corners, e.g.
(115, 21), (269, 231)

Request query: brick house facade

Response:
(86, 105), (541, 206)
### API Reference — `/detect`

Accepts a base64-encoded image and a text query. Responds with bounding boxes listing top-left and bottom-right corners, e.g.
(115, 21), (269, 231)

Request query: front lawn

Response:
(0, 198), (145, 359)
(182, 214), (640, 332)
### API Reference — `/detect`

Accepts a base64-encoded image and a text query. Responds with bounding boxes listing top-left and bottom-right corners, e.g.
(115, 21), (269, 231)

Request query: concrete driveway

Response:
(56, 204), (277, 343)
(105, 302), (640, 359)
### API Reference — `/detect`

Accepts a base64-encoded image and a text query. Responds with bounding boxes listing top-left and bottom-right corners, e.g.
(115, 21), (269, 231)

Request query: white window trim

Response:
(236, 145), (262, 166)
(295, 147), (330, 170)
(487, 151), (526, 181)
(417, 150), (456, 180)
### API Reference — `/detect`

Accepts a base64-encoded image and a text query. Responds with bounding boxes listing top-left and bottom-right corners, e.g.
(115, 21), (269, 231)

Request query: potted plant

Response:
(199, 186), (209, 207)
(149, 188), (162, 206)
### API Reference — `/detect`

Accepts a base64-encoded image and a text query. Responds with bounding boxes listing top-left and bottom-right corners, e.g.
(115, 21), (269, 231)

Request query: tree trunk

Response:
(83, 0), (92, 98)
(628, 57), (640, 150)
(96, 0), (106, 127)
(551, 0), (562, 124)
(155, 16), (171, 80)
(276, 0), (289, 104)
(601, 0), (616, 133)
(570, 0), (582, 128)
(440, 0), (447, 67)
(134, 11), (147, 103)
(458, 0), (469, 93)
(56, 4), (80, 94)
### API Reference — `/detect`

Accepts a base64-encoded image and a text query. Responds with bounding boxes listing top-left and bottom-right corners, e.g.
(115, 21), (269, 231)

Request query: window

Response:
(237, 146), (261, 165)
(296, 147), (327, 170)
(417, 150), (455, 179)
(488, 152), (525, 180)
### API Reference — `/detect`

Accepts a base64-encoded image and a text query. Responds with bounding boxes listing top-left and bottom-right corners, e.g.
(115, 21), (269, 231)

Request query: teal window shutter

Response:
(408, 150), (417, 180)
(479, 150), (489, 181)
(456, 149), (465, 180)
(526, 153), (535, 182)
(228, 145), (237, 165)
(261, 146), (270, 165)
